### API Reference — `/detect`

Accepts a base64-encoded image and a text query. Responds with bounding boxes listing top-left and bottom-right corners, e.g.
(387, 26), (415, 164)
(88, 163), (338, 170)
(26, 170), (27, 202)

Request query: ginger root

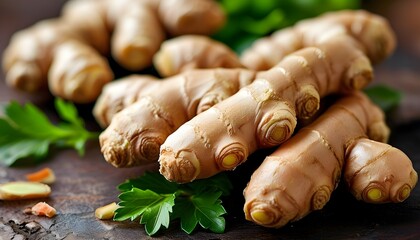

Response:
(2, 0), (225, 103)
(159, 34), (375, 182)
(97, 69), (256, 167)
(96, 10), (395, 171)
(154, 35), (243, 77)
(243, 93), (417, 228)
(158, 10), (396, 183)
(345, 139), (418, 203)
(241, 10), (395, 71)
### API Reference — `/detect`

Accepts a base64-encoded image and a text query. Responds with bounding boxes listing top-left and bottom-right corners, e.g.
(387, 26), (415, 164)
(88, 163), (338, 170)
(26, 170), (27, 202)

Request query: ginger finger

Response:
(243, 92), (416, 228)
(159, 34), (373, 183)
(241, 10), (396, 70)
(110, 3), (165, 70)
(48, 40), (113, 103)
(93, 75), (159, 128)
(154, 35), (243, 77)
(345, 139), (418, 203)
(157, 0), (225, 36)
(99, 69), (256, 167)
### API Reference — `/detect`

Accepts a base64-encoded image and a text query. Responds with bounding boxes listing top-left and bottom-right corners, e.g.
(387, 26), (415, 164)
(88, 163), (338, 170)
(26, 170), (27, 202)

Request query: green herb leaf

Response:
(55, 98), (85, 127)
(364, 85), (402, 112)
(0, 99), (99, 166)
(114, 188), (175, 235)
(214, 0), (360, 53)
(173, 190), (227, 234)
(115, 172), (231, 236)
(192, 191), (226, 233)
(172, 198), (198, 234)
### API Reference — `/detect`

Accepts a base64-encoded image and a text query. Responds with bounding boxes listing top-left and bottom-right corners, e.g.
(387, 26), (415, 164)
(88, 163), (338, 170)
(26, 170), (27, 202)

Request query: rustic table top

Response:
(1, 0), (420, 239)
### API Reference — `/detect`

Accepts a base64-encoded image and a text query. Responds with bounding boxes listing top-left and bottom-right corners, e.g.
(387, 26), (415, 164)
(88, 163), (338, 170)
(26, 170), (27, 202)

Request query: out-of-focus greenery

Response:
(213, 0), (360, 53)
(364, 85), (403, 112)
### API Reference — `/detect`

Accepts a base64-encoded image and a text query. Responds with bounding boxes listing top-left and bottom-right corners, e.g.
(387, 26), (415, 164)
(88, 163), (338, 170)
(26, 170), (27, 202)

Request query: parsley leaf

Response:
(0, 99), (99, 166)
(114, 188), (175, 235)
(192, 191), (226, 233)
(115, 172), (232, 236)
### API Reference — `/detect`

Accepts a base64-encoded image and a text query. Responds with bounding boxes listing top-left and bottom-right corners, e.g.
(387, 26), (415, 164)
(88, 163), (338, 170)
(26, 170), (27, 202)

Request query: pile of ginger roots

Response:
(3, 0), (418, 229)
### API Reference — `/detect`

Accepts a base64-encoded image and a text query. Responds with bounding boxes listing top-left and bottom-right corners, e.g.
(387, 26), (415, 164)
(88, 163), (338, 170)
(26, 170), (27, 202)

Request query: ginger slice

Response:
(95, 202), (119, 220)
(0, 181), (51, 200)
(26, 167), (56, 184)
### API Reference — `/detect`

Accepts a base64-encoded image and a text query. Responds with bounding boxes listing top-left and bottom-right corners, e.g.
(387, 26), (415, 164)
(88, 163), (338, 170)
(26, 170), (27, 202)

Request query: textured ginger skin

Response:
(243, 93), (417, 228)
(2, 0), (225, 103)
(345, 139), (418, 204)
(93, 75), (160, 128)
(158, 11), (396, 183)
(154, 35), (243, 77)
(159, 36), (375, 183)
(241, 10), (396, 71)
(98, 69), (256, 167)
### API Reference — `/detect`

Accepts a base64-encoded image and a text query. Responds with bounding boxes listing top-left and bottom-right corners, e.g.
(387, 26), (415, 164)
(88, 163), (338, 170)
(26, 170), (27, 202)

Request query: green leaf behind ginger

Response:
(0, 99), (99, 166)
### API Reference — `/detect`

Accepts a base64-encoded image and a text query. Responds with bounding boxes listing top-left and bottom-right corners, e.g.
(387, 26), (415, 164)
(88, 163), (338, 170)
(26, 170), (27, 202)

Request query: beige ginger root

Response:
(2, 0), (225, 103)
(97, 69), (256, 167)
(93, 75), (160, 128)
(159, 33), (377, 183)
(158, 11), (396, 183)
(241, 10), (396, 71)
(95, 10), (395, 170)
(344, 140), (418, 203)
(243, 93), (417, 228)
(154, 35), (243, 77)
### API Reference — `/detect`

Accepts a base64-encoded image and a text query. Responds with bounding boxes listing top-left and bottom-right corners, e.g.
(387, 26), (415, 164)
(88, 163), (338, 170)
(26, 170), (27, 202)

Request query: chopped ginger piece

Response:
(30, 202), (56, 217)
(0, 181), (51, 200)
(95, 202), (119, 220)
(26, 167), (56, 184)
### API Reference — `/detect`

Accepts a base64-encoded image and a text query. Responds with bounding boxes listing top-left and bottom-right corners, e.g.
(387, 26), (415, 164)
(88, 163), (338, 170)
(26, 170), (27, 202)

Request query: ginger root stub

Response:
(243, 93), (417, 228)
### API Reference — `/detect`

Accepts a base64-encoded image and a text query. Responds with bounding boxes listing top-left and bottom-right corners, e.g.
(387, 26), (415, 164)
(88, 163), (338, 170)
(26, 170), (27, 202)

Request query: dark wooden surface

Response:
(1, 0), (420, 239)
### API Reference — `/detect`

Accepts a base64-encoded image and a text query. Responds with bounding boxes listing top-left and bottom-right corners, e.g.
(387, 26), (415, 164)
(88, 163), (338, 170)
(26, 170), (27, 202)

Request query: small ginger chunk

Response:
(95, 202), (119, 220)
